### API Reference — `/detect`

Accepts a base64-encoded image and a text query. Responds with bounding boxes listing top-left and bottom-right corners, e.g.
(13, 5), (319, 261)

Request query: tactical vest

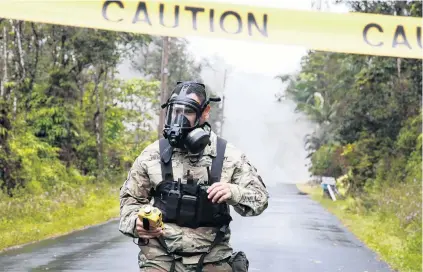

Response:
(150, 137), (233, 272)
(151, 136), (232, 229)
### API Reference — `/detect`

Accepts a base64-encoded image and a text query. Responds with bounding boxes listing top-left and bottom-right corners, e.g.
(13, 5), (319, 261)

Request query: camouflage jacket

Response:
(118, 131), (269, 265)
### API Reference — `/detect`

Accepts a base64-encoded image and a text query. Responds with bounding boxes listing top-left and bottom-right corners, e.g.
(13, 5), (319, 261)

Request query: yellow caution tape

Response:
(0, 0), (421, 59)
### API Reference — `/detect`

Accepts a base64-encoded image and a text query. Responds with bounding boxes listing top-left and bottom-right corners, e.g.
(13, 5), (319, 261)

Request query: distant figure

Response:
(321, 182), (331, 198)
(320, 177), (339, 201)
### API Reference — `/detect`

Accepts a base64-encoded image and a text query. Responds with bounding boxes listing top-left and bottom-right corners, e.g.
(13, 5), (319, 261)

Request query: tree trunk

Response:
(28, 23), (40, 92)
(0, 22), (17, 194)
(395, 6), (402, 78)
(397, 58), (401, 78)
(12, 20), (26, 80)
(1, 25), (7, 98)
(99, 68), (106, 173)
(0, 100), (17, 195)
(94, 67), (105, 175)
(10, 20), (25, 119)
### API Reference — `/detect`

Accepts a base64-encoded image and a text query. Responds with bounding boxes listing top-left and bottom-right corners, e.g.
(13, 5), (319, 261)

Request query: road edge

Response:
(295, 183), (398, 272)
(0, 217), (120, 254)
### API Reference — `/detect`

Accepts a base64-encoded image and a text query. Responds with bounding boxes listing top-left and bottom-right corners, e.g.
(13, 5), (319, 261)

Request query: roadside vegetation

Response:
(282, 2), (422, 272)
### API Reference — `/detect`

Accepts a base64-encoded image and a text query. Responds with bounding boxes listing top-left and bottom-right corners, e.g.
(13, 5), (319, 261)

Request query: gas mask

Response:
(162, 82), (220, 154)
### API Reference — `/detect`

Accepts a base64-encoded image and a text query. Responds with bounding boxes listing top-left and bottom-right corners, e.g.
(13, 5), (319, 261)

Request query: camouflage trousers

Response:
(139, 251), (249, 272)
(137, 237), (248, 272)
(139, 257), (232, 272)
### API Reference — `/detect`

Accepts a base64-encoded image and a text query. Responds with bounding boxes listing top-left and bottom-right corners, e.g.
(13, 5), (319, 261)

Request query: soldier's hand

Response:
(207, 182), (232, 203)
(135, 218), (163, 239)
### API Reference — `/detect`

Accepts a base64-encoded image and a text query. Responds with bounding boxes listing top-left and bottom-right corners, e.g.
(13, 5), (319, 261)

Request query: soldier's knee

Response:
(138, 254), (169, 272)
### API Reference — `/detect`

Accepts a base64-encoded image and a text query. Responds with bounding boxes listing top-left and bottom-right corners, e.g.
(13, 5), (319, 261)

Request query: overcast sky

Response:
(186, 0), (349, 76)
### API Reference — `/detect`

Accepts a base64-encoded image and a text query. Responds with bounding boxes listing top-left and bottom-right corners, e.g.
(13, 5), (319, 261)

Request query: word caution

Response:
(0, 0), (421, 59)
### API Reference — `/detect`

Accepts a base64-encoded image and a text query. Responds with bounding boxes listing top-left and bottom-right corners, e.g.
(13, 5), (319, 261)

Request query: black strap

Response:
(155, 225), (228, 272)
(159, 138), (174, 181)
(156, 137), (228, 272)
(210, 137), (227, 184)
(160, 137), (226, 183)
(196, 137), (228, 270)
(195, 225), (228, 272)
(156, 236), (177, 272)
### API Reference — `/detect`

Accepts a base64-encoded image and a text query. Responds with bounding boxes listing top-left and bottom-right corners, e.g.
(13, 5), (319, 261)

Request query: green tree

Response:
(0, 20), (157, 193)
(277, 1), (422, 193)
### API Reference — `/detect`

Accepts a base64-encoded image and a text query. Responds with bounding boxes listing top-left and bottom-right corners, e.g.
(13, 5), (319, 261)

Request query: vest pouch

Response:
(216, 204), (232, 226)
(152, 181), (179, 223)
(196, 187), (221, 227)
(164, 190), (180, 221)
(178, 195), (198, 228)
(153, 181), (181, 222)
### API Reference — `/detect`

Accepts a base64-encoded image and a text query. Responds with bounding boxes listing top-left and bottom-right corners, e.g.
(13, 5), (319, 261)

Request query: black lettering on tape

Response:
(220, 11), (242, 34)
(247, 13), (268, 37)
(209, 9), (215, 32)
(416, 26), (421, 49)
(393, 25), (411, 49)
(102, 0), (124, 22)
(132, 2), (151, 25)
(160, 4), (179, 28)
(363, 23), (383, 47)
(185, 6), (205, 31)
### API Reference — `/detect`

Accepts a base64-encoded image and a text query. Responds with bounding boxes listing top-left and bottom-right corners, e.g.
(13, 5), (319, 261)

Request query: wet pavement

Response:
(229, 184), (392, 272)
(0, 184), (392, 272)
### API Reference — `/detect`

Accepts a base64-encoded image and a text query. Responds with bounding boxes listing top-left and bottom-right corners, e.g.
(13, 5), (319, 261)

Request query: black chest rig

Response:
(151, 137), (232, 229)
(147, 137), (233, 272)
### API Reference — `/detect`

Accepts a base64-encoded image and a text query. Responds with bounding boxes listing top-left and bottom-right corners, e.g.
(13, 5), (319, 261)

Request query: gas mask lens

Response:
(165, 104), (198, 128)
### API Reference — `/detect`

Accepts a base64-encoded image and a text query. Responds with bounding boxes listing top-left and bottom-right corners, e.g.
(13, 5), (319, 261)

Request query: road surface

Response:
(0, 183), (392, 272)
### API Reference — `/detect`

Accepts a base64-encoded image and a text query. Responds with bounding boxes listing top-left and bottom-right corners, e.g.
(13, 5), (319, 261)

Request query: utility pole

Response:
(158, 36), (169, 139)
(220, 68), (228, 137)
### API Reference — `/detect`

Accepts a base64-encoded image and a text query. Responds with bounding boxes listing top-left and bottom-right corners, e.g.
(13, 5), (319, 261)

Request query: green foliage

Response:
(301, 184), (421, 272)
(0, 21), (160, 251)
(0, 20), (157, 192)
(0, 181), (120, 252)
(9, 127), (69, 192)
(281, 3), (422, 271)
(310, 144), (343, 177)
(279, 1), (422, 193)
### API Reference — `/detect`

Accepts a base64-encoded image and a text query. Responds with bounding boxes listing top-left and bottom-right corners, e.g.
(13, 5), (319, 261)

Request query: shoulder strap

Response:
(210, 136), (227, 184)
(159, 138), (174, 181)
(195, 225), (228, 272)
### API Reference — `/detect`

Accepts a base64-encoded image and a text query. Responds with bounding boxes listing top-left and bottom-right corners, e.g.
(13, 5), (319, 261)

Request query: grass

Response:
(297, 183), (422, 272)
(0, 182), (120, 252)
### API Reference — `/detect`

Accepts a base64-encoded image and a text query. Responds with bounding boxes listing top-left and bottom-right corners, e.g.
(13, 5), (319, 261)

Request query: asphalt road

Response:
(0, 183), (392, 272)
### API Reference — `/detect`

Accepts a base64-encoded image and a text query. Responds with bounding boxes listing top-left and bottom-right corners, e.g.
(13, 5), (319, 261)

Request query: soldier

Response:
(119, 81), (269, 272)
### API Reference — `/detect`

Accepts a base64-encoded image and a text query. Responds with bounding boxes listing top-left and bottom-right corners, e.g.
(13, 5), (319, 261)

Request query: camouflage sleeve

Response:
(226, 152), (269, 217)
(118, 149), (153, 238)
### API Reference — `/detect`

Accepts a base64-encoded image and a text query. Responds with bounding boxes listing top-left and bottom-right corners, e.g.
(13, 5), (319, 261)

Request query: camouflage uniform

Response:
(119, 131), (269, 271)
